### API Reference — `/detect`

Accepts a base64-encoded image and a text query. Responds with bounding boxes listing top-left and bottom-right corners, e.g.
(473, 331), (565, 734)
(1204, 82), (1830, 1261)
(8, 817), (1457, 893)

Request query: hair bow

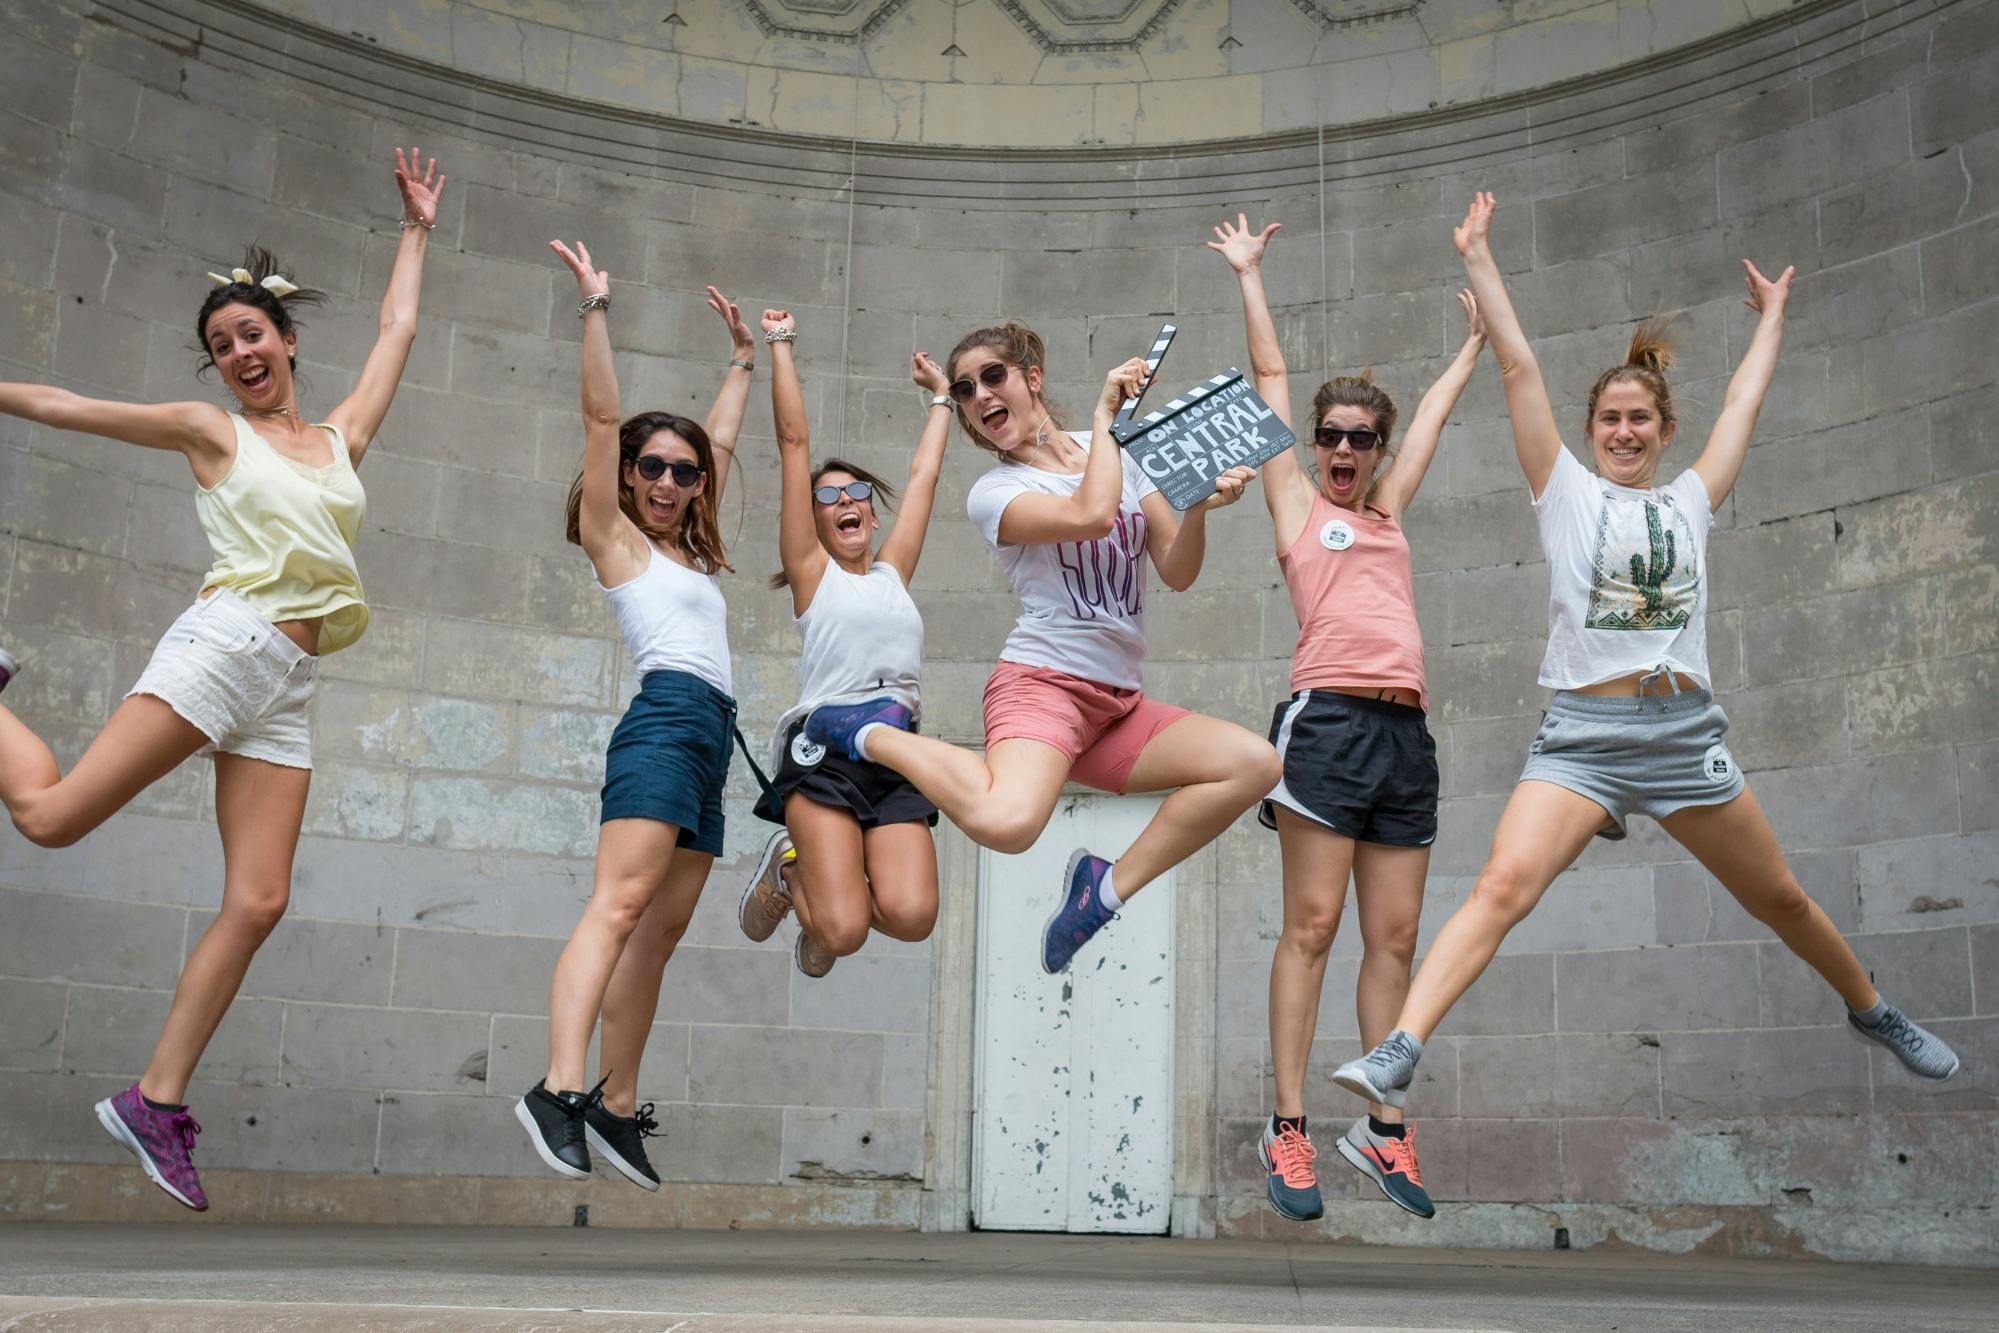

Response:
(207, 268), (300, 298)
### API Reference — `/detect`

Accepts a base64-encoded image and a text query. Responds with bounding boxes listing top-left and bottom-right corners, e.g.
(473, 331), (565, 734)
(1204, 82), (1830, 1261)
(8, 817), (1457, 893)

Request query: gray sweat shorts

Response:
(1518, 686), (1745, 839)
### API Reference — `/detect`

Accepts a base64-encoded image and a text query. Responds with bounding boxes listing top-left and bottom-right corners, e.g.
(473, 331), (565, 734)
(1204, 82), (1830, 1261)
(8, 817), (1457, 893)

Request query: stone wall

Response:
(0, 0), (1993, 1263)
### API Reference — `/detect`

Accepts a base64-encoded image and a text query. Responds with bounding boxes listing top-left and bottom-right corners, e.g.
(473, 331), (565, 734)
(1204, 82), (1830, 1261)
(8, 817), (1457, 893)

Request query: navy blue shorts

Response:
(1259, 689), (1439, 847)
(600, 670), (736, 856)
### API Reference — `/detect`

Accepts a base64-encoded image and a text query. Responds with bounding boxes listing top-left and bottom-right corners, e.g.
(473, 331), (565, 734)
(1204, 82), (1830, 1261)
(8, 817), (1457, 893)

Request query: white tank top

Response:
(769, 561), (923, 766)
(601, 545), (732, 696)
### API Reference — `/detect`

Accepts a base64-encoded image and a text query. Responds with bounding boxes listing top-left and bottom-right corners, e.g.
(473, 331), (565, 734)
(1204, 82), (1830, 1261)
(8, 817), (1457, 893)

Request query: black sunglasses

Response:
(947, 361), (1012, 403)
(814, 480), (874, 505)
(1313, 426), (1383, 452)
(633, 456), (703, 487)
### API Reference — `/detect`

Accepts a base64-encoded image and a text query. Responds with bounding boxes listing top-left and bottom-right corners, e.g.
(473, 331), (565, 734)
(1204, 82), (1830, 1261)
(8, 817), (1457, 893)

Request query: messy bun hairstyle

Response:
(945, 319), (1065, 460)
(1584, 320), (1677, 441)
(194, 244), (326, 375)
(1310, 369), (1400, 497)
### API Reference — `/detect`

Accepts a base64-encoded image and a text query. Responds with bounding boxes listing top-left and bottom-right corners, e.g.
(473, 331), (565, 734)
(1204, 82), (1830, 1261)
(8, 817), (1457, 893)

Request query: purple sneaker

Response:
(0, 647), (19, 695)
(804, 696), (912, 762)
(95, 1084), (208, 1211)
(1041, 850), (1117, 974)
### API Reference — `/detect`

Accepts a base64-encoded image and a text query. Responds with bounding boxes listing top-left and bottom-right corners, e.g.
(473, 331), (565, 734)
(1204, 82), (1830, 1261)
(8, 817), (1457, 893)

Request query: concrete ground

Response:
(1, 1227), (1996, 1331)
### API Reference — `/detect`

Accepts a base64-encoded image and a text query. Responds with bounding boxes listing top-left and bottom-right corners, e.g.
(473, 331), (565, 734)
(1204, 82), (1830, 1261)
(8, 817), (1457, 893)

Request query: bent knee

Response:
(1280, 913), (1341, 958)
(1360, 921), (1418, 966)
(975, 806), (1049, 856)
(586, 879), (657, 937)
(222, 885), (291, 937)
(1469, 860), (1543, 924)
(1744, 877), (1812, 926)
(818, 916), (872, 957)
(874, 899), (937, 943)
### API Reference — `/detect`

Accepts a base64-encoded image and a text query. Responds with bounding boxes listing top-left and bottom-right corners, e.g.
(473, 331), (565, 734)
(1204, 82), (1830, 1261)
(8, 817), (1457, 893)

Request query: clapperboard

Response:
(1109, 323), (1296, 511)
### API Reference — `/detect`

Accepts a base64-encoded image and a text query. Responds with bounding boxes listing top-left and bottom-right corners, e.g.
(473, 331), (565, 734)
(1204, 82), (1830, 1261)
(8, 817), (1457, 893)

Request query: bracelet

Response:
(576, 292), (611, 318)
(763, 327), (796, 344)
(399, 217), (434, 231)
(729, 357), (755, 372)
(929, 394), (952, 409)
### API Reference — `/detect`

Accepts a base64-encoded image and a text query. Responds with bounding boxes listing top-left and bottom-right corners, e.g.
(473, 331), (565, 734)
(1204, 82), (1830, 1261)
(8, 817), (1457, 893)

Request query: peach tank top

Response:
(1278, 491), (1427, 711)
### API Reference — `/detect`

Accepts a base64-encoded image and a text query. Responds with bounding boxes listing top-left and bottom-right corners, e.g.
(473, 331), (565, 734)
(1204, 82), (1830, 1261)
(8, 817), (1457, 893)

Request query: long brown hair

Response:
(1584, 320), (1677, 442)
(1310, 370), (1399, 498)
(946, 319), (1067, 461)
(565, 411), (732, 573)
(769, 458), (899, 590)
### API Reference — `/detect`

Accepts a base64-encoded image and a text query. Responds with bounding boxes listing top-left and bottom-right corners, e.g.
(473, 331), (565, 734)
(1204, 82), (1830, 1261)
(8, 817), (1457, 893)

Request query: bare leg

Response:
(1114, 714), (1282, 899)
(0, 695), (206, 847)
(139, 753), (310, 1105)
(786, 795), (871, 957)
(1661, 786), (1876, 1010)
(1269, 810), (1355, 1120)
(595, 848), (712, 1117)
(862, 821), (939, 943)
(864, 731), (1072, 853)
(1395, 781), (1609, 1042)
(1349, 841), (1430, 1125)
(543, 818), (677, 1095)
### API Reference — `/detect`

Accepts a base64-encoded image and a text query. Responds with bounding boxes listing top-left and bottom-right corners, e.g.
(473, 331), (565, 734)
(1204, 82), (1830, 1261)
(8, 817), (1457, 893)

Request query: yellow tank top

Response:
(197, 412), (368, 654)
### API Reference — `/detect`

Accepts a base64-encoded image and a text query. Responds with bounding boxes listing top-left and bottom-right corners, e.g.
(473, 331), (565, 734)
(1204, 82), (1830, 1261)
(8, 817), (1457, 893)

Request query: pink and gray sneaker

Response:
(0, 647), (19, 695)
(95, 1084), (208, 1211)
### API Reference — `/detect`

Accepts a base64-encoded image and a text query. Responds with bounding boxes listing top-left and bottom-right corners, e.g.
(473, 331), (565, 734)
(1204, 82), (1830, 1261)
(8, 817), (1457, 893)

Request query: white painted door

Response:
(971, 793), (1175, 1234)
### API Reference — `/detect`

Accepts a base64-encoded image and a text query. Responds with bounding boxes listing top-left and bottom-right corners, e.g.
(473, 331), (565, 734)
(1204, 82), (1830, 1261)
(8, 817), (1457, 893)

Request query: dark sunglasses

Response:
(947, 361), (1012, 403)
(1313, 426), (1383, 452)
(633, 456), (703, 487)
(814, 480), (874, 505)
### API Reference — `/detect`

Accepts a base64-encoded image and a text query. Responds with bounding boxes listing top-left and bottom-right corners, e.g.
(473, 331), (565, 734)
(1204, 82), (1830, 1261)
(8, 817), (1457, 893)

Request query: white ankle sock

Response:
(852, 721), (885, 759)
(1096, 866), (1121, 914)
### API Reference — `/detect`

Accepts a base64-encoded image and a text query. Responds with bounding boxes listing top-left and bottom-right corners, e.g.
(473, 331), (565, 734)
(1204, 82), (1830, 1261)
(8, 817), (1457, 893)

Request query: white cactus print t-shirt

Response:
(1531, 447), (1713, 690)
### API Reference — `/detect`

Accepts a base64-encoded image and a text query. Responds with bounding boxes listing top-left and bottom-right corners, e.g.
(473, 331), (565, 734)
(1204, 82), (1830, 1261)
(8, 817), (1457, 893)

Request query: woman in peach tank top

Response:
(1208, 214), (1486, 1226)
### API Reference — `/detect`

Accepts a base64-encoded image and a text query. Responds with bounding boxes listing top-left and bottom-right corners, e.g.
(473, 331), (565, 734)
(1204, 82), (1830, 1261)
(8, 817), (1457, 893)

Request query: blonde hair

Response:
(1584, 320), (1676, 441)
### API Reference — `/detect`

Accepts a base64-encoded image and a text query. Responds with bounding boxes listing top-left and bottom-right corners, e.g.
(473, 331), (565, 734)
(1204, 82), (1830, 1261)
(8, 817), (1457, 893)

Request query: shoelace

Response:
(169, 1111), (202, 1159)
(1868, 1009), (1916, 1051)
(1378, 1125), (1423, 1185)
(759, 855), (796, 920)
(1379, 1031), (1419, 1069)
(631, 1103), (660, 1139)
(1269, 1126), (1317, 1187)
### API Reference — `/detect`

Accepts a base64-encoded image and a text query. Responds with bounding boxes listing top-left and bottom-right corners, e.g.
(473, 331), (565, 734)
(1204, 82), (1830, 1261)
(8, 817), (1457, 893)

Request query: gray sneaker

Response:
(796, 930), (835, 978)
(1849, 1002), (1960, 1082)
(738, 830), (795, 942)
(1332, 1030), (1423, 1110)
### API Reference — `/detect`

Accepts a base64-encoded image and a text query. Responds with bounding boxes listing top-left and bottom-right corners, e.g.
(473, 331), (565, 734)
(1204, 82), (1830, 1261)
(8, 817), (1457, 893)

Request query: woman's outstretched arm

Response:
(700, 286), (755, 506)
(1208, 213), (1314, 551)
(767, 308), (827, 614)
(1690, 259), (1795, 508)
(877, 351), (953, 584)
(549, 239), (639, 585)
(1454, 191), (1563, 498)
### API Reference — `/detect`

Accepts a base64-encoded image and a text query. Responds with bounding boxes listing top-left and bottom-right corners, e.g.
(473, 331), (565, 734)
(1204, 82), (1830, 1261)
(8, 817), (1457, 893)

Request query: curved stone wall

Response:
(0, 0), (1994, 1262)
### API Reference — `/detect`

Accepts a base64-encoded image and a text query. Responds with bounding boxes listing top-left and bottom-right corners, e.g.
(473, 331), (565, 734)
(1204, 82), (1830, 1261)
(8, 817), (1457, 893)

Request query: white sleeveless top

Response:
(770, 560), (924, 766)
(601, 545), (732, 696)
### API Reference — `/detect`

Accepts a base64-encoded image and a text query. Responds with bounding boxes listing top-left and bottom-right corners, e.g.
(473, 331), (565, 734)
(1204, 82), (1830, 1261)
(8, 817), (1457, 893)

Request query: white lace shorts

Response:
(127, 590), (318, 770)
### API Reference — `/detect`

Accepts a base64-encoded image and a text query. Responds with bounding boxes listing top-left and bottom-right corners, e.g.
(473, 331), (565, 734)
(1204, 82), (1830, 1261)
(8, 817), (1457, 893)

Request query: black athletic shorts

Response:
(1258, 689), (1439, 847)
(753, 717), (939, 829)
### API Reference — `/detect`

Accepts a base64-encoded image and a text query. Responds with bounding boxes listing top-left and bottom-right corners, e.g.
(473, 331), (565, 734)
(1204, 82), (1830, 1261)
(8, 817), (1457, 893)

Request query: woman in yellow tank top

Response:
(0, 146), (446, 1213)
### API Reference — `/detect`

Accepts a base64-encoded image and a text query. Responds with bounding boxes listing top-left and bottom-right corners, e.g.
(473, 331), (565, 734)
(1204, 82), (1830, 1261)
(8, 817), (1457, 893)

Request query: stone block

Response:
(0, 624), (114, 725)
(1496, 866), (1655, 956)
(1848, 651), (1998, 754)
(517, 705), (617, 784)
(782, 1108), (924, 1183)
(1662, 1025), (1871, 1116)
(1556, 1031), (1663, 1118)
(1402, 488), (1542, 575)
(999, 244), (1169, 321)
(195, 911), (392, 1007)
(62, 984), (281, 1085)
(1718, 88), (1911, 220)
(1556, 942), (1760, 1033)
(126, 85), (275, 195)
(1911, 45), (1999, 157)
(184, 1083), (383, 1174)
(1762, 926), (1973, 1029)
(1829, 301), (1999, 426)
(420, 618), (611, 707)
(375, 1091), (526, 1176)
(1624, 82), (1814, 176)
(557, 162), (694, 224)
(1932, 381), (1999, 488)
(0, 978), (67, 1071)
(1965, 742), (1999, 833)
(1976, 925), (1999, 1015)
(390, 927), (561, 1015)
(788, 952), (930, 1037)
(1437, 951), (1554, 1038)
(1857, 830), (1999, 930)
(316, 607), (424, 688)
(1917, 216), (1998, 321)
(1326, 288), (1445, 367)
(661, 1103), (784, 1184)
(1705, 513), (1838, 611)
(1533, 167), (1719, 267)
(645, 219), (840, 309)
(1442, 560), (1549, 648)
(882, 1033), (927, 1111)
(55, 138), (167, 234)
(688, 1026), (883, 1109)
(377, 381), (541, 478)
(659, 944), (792, 1029)
(1836, 473), (1998, 591)
(1442, 714), (1538, 799)
(1756, 748), (1960, 852)
(406, 775), (596, 860)
(1460, 1119), (1560, 1203)
(301, 758), (409, 843)
(1557, 1117), (1761, 1206)
(0, 888), (185, 989)
(1720, 677), (1849, 771)
(1456, 1034), (1559, 1117)
(1745, 576), (1944, 688)
(1425, 639), (1546, 725)
(281, 1002), (491, 1094)
(1819, 136), (1995, 269)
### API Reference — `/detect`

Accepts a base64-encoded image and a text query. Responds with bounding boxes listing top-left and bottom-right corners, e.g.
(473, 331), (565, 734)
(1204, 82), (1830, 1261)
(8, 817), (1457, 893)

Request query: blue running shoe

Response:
(804, 696), (912, 762)
(1041, 850), (1116, 975)
(1258, 1118), (1323, 1221)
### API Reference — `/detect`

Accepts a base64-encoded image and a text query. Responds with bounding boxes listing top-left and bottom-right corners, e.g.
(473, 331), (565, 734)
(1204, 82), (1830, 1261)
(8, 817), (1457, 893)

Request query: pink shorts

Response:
(982, 661), (1190, 795)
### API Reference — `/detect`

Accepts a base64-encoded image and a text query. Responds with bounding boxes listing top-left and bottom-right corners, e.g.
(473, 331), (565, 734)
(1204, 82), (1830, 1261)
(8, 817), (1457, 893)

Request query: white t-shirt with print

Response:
(966, 433), (1158, 691)
(1533, 447), (1713, 690)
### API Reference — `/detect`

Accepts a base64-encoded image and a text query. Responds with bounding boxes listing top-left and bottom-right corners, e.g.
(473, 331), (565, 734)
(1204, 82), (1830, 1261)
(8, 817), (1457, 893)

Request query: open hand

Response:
(708, 287), (754, 354)
(1196, 464), (1256, 513)
(1096, 356), (1152, 418)
(394, 146), (445, 228)
(549, 239), (608, 300)
(1457, 288), (1485, 342)
(1205, 213), (1281, 274)
(1741, 259), (1795, 317)
(911, 351), (948, 395)
(1453, 191), (1496, 258)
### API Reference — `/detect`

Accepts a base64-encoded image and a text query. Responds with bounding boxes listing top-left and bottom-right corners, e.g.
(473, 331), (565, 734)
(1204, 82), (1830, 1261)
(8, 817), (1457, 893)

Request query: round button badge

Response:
(1702, 744), (1735, 785)
(1320, 518), (1355, 551)
(791, 731), (827, 768)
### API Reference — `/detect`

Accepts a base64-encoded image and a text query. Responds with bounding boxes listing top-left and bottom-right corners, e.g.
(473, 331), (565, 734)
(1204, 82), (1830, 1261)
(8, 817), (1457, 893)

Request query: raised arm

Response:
(1691, 260), (1795, 508)
(700, 286), (755, 505)
(550, 239), (642, 585)
(324, 146), (443, 464)
(1208, 213), (1314, 552)
(993, 358), (1151, 545)
(767, 308), (828, 615)
(877, 351), (953, 584)
(1454, 192), (1563, 498)
(0, 384), (230, 479)
(1372, 289), (1487, 518)
(1142, 464), (1256, 592)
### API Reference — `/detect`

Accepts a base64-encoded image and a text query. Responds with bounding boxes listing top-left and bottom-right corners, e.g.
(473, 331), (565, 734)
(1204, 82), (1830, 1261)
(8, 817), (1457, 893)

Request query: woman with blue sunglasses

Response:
(736, 309), (951, 977)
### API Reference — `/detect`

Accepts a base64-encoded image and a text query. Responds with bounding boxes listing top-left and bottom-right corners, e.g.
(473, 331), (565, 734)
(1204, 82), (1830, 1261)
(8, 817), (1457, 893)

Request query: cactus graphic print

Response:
(1583, 492), (1700, 631)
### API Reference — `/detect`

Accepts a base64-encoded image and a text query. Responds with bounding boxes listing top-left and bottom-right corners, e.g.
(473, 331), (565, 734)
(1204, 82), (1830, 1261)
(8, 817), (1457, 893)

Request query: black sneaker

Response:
(515, 1079), (592, 1179)
(584, 1097), (662, 1191)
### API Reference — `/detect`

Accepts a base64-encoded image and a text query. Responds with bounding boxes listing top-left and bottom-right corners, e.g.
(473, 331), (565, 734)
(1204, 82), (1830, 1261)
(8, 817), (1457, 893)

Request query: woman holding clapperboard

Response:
(1209, 214), (1487, 1224)
(799, 322), (1280, 975)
